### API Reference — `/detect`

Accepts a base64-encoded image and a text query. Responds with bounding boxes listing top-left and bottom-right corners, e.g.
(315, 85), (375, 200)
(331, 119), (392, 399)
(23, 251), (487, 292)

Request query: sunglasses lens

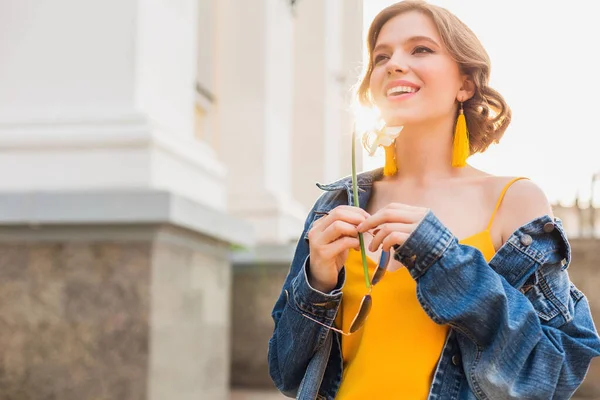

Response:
(371, 250), (390, 285)
(349, 294), (372, 333)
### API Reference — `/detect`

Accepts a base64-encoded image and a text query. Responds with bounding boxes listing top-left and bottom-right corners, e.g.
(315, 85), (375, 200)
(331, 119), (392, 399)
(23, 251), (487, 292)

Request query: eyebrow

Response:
(373, 35), (440, 54)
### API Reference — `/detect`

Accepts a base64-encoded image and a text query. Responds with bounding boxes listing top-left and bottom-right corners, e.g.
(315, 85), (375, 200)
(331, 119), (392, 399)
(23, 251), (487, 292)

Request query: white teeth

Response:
(387, 86), (418, 96)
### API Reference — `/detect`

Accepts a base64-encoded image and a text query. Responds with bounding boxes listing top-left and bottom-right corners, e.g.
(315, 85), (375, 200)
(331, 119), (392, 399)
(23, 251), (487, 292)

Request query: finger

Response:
(318, 207), (369, 233)
(309, 209), (366, 245)
(381, 231), (410, 252)
(323, 237), (361, 259)
(357, 208), (416, 233)
(337, 205), (371, 217)
(317, 205), (369, 219)
(320, 220), (360, 244)
(369, 222), (412, 252)
(329, 206), (370, 222)
(368, 223), (388, 252)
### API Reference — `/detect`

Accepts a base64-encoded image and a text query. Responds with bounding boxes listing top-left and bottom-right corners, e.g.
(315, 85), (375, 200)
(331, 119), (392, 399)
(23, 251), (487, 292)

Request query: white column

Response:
(216, 0), (305, 244)
(291, 0), (364, 212)
(323, 0), (345, 186)
(340, 0), (365, 176)
(0, 0), (226, 211)
(291, 0), (328, 211)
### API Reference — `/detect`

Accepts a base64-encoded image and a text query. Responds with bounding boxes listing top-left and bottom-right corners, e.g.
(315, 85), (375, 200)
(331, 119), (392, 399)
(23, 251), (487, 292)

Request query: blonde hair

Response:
(357, 0), (510, 155)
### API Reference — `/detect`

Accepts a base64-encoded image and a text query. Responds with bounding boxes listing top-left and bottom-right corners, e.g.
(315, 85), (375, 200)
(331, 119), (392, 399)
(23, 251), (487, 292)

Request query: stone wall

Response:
(230, 262), (289, 388)
(149, 228), (232, 400)
(569, 239), (600, 398)
(0, 240), (151, 399)
(0, 224), (232, 400)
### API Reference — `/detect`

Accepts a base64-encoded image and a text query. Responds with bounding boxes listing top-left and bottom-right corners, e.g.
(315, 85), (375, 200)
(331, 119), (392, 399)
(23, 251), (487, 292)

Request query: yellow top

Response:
(335, 177), (528, 399)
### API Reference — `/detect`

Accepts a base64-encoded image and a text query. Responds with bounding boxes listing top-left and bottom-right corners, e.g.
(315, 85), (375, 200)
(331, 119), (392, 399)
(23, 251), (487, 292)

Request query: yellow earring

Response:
(452, 102), (470, 167)
(383, 141), (397, 177)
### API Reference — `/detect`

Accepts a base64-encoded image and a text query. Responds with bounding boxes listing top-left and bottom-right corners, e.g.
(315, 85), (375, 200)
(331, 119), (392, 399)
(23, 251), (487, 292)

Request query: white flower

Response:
(367, 126), (403, 156)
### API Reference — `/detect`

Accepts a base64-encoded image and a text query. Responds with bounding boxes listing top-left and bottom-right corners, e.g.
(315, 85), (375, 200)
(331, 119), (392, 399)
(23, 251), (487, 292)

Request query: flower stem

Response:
(352, 129), (371, 289)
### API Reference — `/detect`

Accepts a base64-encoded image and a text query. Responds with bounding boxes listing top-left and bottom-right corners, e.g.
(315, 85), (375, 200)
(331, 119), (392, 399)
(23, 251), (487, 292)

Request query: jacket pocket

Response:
(523, 261), (572, 327)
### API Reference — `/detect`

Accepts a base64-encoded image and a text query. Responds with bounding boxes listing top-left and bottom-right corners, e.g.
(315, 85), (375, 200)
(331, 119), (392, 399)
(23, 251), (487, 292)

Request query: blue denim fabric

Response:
(268, 168), (600, 400)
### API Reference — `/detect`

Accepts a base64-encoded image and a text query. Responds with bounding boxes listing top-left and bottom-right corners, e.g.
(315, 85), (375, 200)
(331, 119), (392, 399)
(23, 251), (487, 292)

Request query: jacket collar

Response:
(315, 167), (384, 191)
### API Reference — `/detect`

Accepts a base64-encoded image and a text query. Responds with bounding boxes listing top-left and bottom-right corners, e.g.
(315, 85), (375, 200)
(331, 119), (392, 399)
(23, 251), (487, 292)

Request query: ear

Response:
(457, 75), (476, 102)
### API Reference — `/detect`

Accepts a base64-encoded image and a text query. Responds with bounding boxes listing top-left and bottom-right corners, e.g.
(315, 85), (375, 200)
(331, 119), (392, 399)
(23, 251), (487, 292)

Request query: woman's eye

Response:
(412, 46), (433, 55)
(373, 54), (389, 64)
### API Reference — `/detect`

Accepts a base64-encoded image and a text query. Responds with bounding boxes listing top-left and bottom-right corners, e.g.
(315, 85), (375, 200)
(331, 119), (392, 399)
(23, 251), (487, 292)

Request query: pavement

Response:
(230, 389), (286, 400)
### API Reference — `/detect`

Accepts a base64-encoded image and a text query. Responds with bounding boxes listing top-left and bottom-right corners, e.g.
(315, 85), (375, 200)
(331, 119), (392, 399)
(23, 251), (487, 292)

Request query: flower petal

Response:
(368, 140), (379, 156)
(366, 126), (404, 156)
(377, 136), (395, 147)
(383, 126), (403, 137)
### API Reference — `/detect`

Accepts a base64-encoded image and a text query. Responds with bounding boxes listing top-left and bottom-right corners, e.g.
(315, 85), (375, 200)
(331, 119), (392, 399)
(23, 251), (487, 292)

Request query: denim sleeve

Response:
(267, 195), (345, 397)
(393, 210), (600, 399)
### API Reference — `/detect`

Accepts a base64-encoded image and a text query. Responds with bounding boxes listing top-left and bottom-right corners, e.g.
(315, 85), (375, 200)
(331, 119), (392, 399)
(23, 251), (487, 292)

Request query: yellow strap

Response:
(486, 177), (530, 231)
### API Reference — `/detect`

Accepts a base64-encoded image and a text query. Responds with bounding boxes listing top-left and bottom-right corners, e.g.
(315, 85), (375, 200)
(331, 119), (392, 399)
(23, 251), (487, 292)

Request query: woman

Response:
(268, 1), (600, 399)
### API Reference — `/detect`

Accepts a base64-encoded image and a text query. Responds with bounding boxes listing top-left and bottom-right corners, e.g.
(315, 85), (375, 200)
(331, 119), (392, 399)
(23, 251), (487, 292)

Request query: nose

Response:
(386, 64), (407, 76)
(385, 55), (408, 76)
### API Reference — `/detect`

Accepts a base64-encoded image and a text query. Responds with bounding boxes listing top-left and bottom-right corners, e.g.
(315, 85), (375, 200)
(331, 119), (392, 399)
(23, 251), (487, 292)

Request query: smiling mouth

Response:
(386, 86), (420, 97)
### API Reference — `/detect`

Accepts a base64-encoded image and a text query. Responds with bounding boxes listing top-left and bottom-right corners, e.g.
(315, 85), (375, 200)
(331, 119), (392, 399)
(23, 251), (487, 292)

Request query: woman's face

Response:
(369, 11), (468, 127)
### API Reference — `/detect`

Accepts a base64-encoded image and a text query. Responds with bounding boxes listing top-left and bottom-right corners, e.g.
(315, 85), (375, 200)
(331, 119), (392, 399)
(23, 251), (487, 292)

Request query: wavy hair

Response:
(357, 0), (511, 155)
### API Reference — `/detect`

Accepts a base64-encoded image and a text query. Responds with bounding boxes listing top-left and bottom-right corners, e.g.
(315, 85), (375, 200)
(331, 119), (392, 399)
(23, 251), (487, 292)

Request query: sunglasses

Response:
(297, 249), (391, 336)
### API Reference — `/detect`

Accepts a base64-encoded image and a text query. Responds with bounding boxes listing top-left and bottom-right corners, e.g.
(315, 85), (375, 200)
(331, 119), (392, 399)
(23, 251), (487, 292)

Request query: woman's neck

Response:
(389, 117), (467, 184)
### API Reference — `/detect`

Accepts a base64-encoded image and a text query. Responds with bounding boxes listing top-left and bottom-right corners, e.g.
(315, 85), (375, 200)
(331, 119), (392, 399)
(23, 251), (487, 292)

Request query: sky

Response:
(362, 0), (600, 207)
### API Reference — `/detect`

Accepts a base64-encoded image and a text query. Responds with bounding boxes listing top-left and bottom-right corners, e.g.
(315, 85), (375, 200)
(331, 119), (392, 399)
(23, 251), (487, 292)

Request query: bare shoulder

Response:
(493, 177), (555, 241)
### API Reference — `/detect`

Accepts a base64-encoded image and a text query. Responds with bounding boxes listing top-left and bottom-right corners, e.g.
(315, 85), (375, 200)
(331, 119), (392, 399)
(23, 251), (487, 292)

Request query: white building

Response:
(0, 0), (363, 399)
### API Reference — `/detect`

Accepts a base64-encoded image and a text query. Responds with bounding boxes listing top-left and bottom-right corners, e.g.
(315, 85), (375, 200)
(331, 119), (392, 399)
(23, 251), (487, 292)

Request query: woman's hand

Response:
(357, 203), (429, 253)
(307, 206), (370, 293)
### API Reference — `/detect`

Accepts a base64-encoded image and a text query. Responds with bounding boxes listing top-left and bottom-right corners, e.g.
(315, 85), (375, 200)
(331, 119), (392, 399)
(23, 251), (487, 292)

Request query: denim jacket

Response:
(268, 168), (600, 400)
